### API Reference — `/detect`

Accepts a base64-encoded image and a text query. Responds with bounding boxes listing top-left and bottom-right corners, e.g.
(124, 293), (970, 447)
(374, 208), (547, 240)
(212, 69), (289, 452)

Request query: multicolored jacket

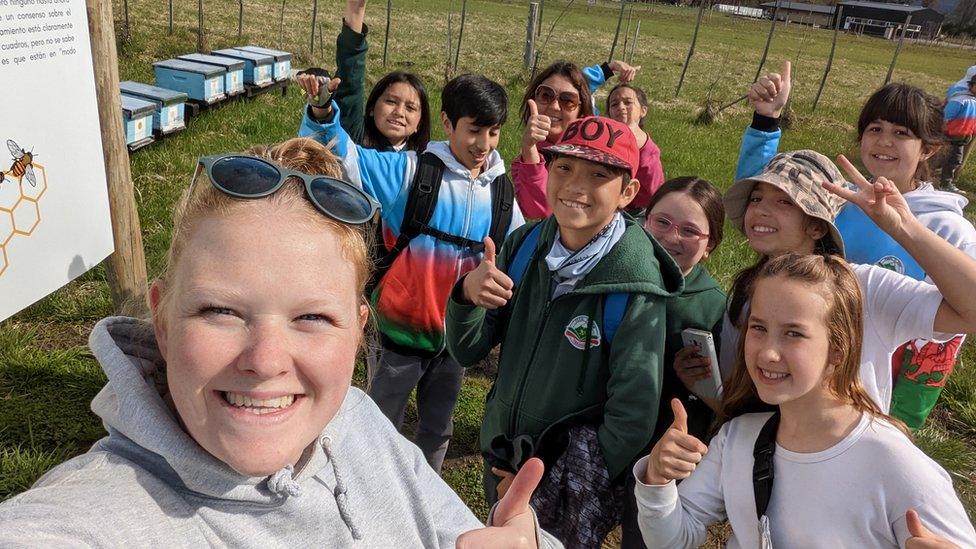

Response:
(944, 90), (976, 139)
(446, 216), (684, 481)
(300, 103), (524, 355)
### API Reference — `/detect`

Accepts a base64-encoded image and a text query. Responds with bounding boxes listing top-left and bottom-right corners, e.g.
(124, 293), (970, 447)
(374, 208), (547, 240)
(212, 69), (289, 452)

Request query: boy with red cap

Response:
(445, 116), (683, 546)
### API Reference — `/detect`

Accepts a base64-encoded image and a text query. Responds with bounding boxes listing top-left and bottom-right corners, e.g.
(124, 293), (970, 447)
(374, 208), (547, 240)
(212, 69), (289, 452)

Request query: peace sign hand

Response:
(826, 155), (916, 238)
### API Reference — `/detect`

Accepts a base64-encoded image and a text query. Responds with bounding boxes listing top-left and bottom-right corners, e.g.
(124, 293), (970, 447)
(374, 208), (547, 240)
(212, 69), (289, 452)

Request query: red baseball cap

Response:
(544, 116), (639, 178)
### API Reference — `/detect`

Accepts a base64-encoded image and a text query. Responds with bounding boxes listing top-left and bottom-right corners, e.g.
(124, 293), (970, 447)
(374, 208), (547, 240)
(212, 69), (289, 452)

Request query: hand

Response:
(644, 399), (708, 485)
(674, 344), (712, 392)
(461, 238), (514, 310)
(829, 155), (916, 238)
(521, 99), (551, 159)
(344, 0), (367, 34)
(608, 59), (641, 83)
(456, 458), (544, 549)
(906, 509), (960, 548)
(748, 60), (791, 118)
(491, 467), (516, 500)
(295, 71), (341, 116)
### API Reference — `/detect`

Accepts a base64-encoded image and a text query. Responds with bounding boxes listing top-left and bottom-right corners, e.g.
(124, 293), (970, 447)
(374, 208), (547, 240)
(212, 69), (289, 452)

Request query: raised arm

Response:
(735, 61), (790, 180)
(334, 0), (369, 142)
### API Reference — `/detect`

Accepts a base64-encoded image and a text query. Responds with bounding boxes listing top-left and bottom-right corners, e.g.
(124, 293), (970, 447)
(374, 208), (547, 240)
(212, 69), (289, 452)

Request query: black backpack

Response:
(368, 152), (515, 292)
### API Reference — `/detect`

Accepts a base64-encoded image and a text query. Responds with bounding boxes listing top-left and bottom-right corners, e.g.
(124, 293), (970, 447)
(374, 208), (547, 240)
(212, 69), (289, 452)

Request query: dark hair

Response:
(857, 83), (944, 181)
(362, 71), (431, 153)
(606, 83), (649, 129)
(520, 60), (594, 126)
(646, 176), (725, 253)
(441, 74), (508, 128)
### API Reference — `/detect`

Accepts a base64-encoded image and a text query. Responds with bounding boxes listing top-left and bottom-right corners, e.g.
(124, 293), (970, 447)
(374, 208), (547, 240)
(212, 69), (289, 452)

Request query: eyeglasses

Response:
(197, 154), (380, 225)
(647, 214), (709, 241)
(533, 84), (581, 112)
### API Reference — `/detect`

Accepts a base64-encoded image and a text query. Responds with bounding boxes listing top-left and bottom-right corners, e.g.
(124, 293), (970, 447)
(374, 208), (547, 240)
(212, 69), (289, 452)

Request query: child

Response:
(633, 253), (976, 548)
(297, 73), (524, 473)
(737, 65), (976, 428)
(300, 0), (430, 152)
(514, 59), (640, 218)
(608, 83), (665, 215)
(445, 116), (683, 547)
(942, 75), (976, 194)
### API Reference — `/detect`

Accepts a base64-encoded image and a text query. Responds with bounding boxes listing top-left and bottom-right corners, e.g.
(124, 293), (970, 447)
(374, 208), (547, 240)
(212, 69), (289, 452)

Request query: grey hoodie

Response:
(0, 317), (558, 548)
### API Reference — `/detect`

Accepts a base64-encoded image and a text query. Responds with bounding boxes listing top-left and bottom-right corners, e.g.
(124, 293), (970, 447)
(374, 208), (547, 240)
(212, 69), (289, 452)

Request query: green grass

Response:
(2, 0), (975, 536)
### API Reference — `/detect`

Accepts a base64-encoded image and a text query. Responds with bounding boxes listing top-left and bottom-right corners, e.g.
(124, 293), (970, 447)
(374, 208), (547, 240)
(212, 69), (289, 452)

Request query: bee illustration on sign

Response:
(3, 139), (37, 187)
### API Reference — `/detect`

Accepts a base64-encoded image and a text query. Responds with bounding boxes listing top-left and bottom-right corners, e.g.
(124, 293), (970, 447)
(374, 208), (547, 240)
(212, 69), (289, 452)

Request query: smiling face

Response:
(150, 205), (366, 477)
(607, 87), (647, 129)
(536, 74), (582, 141)
(371, 81), (423, 147)
(547, 155), (638, 250)
(443, 114), (500, 177)
(743, 182), (826, 257)
(859, 119), (931, 192)
(745, 275), (836, 409)
(647, 191), (712, 275)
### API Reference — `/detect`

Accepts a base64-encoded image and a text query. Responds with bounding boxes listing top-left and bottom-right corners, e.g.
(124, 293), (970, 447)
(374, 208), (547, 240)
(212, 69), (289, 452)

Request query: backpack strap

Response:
(602, 293), (629, 345)
(506, 222), (544, 286)
(486, 173), (515, 252)
(752, 411), (780, 520)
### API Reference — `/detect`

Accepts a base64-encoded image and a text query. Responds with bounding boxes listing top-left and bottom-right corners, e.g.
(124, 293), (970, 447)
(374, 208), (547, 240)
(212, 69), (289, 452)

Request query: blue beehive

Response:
(177, 53), (246, 96)
(153, 59), (226, 104)
(120, 81), (188, 135)
(121, 94), (156, 149)
(235, 46), (292, 82)
(211, 48), (273, 87)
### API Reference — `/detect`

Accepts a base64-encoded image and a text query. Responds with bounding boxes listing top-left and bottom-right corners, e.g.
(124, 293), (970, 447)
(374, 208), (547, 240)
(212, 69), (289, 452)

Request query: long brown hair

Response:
(647, 176), (725, 254)
(519, 60), (593, 127)
(719, 253), (908, 434)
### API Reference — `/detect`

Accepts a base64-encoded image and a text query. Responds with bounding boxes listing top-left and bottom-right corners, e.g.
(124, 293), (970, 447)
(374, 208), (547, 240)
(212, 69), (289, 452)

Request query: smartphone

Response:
(680, 328), (723, 400)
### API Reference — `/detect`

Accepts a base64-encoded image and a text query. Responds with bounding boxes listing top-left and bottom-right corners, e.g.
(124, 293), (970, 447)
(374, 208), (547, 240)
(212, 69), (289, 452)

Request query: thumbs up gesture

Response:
(462, 237), (515, 310)
(456, 458), (545, 549)
(748, 60), (791, 119)
(905, 509), (961, 548)
(644, 399), (709, 485)
(521, 99), (552, 162)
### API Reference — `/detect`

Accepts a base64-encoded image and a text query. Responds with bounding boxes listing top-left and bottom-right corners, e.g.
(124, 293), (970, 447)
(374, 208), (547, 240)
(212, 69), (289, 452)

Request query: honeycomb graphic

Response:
(0, 162), (47, 277)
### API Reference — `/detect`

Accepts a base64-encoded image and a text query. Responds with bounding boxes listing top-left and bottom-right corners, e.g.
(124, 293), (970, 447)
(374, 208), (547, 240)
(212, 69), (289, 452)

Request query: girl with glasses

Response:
(514, 59), (640, 219)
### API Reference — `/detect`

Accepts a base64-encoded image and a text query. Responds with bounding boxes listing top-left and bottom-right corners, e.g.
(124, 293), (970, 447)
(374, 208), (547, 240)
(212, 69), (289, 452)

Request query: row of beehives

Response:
(120, 45), (293, 151)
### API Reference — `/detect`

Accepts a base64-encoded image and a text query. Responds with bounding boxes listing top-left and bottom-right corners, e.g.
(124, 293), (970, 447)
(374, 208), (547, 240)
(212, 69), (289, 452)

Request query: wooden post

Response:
(525, 2), (539, 70)
(629, 19), (640, 64)
(310, 0), (318, 54)
(168, 0), (173, 35)
(122, 0), (130, 41)
(197, 0), (205, 53)
(454, 0), (468, 69)
(446, 0), (454, 80)
(812, 4), (841, 112)
(319, 22), (325, 59)
(609, 0), (627, 62)
(884, 14), (912, 85)
(383, 0), (393, 67)
(278, 0), (286, 49)
(238, 0), (244, 41)
(537, 0), (545, 43)
(86, 0), (149, 317)
(622, 4), (633, 62)
(753, 0), (780, 82)
(676, 0), (706, 97)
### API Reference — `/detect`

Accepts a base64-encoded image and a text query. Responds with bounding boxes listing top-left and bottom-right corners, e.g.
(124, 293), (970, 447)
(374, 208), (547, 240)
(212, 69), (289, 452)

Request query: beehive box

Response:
(211, 48), (273, 87)
(235, 46), (292, 82)
(120, 81), (188, 135)
(152, 59), (227, 104)
(121, 94), (156, 150)
(177, 53), (246, 97)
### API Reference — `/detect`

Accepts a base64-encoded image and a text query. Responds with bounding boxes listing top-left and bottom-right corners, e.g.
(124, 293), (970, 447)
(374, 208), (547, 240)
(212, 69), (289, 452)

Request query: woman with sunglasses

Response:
(0, 137), (560, 549)
(514, 59), (640, 218)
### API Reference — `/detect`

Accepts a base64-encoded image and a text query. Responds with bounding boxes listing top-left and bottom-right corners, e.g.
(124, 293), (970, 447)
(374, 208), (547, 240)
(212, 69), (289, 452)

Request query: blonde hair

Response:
(155, 137), (372, 319)
(719, 253), (908, 434)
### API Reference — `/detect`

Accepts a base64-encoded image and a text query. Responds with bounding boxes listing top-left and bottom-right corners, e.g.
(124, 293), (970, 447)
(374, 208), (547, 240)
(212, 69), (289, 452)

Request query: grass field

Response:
(2, 0), (975, 541)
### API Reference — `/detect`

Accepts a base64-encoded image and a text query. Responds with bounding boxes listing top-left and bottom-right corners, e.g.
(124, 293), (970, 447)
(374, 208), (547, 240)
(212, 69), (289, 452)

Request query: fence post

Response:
(676, 0), (707, 97)
(812, 4), (842, 112)
(754, 0), (781, 82)
(884, 14), (912, 85)
(197, 0), (205, 52)
(310, 0), (318, 54)
(383, 0), (393, 67)
(629, 19), (641, 64)
(609, 0), (627, 62)
(86, 0), (149, 316)
(621, 4), (633, 61)
(525, 2), (539, 70)
(454, 0), (468, 69)
(238, 0), (244, 41)
(168, 0), (173, 35)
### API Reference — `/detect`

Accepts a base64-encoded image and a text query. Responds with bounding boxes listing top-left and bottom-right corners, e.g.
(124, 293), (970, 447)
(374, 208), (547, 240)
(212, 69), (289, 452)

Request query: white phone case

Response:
(680, 328), (723, 400)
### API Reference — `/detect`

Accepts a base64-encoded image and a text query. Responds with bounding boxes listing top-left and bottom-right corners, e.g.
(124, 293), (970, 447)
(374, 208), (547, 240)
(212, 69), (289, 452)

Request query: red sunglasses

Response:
(533, 84), (581, 111)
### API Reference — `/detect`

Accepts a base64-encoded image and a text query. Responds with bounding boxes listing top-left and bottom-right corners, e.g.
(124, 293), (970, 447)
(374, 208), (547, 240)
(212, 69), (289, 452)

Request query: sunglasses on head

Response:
(534, 84), (581, 111)
(197, 154), (380, 225)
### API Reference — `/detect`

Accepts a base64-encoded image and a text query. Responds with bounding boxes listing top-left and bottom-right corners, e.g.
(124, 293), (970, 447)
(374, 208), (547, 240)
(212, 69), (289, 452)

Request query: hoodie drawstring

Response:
(322, 435), (363, 541)
(268, 465), (302, 497)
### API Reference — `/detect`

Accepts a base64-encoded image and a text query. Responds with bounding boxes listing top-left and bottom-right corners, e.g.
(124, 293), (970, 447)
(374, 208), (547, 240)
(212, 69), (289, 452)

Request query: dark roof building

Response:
(761, 1), (837, 26)
(838, 1), (944, 38)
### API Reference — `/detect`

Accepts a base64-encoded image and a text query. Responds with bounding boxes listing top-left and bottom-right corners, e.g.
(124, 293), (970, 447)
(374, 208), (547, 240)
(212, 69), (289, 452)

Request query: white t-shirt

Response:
(719, 264), (945, 413)
(633, 412), (976, 548)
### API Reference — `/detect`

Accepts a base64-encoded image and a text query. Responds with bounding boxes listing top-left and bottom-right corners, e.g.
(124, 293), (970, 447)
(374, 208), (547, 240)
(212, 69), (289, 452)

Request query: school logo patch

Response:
(877, 255), (906, 274)
(564, 315), (601, 350)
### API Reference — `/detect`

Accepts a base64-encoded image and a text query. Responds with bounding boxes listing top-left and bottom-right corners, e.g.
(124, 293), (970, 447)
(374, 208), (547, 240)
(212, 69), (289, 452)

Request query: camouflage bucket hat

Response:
(724, 150), (848, 256)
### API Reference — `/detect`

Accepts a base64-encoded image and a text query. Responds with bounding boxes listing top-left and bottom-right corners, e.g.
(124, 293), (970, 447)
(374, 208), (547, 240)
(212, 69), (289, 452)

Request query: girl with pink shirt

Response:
(607, 83), (665, 216)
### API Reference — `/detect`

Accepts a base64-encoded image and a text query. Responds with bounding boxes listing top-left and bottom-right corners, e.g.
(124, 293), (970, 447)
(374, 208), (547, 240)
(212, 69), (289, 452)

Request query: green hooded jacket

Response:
(446, 216), (684, 481)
